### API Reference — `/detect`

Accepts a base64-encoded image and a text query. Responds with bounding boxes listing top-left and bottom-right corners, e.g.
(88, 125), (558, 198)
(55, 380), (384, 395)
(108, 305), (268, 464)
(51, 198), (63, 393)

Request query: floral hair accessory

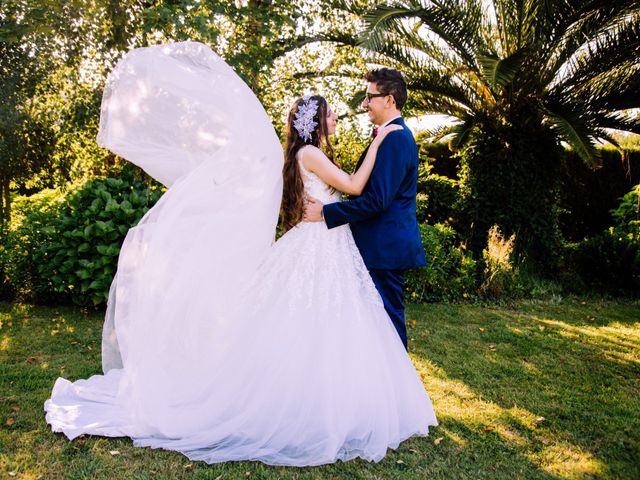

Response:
(293, 95), (319, 143)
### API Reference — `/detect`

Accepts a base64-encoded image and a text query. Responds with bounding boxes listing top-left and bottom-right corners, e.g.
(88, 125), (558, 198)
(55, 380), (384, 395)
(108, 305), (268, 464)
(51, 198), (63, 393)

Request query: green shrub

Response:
(405, 223), (477, 302)
(564, 229), (640, 297)
(0, 189), (65, 302)
(558, 147), (640, 241)
(415, 137), (459, 179)
(38, 177), (163, 305)
(611, 183), (639, 235)
(457, 122), (563, 272)
(478, 225), (562, 300)
(416, 173), (460, 225)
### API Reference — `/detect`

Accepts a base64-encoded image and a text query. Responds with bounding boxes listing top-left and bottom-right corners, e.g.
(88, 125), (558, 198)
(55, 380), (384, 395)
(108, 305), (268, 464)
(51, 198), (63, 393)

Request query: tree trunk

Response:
(2, 177), (10, 224)
(459, 123), (563, 273)
(0, 177), (4, 225)
(245, 0), (265, 93)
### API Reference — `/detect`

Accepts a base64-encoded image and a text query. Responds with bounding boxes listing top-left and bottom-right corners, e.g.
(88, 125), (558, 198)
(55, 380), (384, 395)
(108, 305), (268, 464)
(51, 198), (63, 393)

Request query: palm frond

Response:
(569, 14), (639, 89)
(360, 3), (426, 52)
(579, 62), (640, 112)
(409, 73), (478, 113)
(406, 89), (471, 118)
(592, 128), (623, 149)
(362, 0), (485, 71)
(542, 104), (600, 165)
(366, 38), (479, 110)
(449, 116), (476, 148)
(492, 0), (542, 54)
(544, 5), (640, 92)
(422, 123), (457, 142)
(477, 48), (526, 89)
(592, 112), (640, 135)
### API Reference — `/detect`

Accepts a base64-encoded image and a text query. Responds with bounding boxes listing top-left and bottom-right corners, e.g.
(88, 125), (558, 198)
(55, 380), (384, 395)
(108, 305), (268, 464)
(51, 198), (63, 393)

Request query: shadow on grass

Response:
(409, 300), (640, 480)
(2, 301), (639, 479)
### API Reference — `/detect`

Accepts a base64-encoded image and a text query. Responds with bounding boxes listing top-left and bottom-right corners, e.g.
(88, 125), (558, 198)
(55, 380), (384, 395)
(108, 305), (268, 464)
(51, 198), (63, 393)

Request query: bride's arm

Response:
(302, 125), (402, 195)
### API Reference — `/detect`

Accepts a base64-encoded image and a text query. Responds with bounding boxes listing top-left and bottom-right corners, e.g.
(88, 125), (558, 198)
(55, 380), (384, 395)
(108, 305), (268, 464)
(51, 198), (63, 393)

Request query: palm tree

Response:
(358, 0), (640, 269)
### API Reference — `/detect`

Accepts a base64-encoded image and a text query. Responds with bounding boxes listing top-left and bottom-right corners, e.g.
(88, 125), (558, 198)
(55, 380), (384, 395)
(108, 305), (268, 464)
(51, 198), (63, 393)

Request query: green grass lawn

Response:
(1, 298), (639, 479)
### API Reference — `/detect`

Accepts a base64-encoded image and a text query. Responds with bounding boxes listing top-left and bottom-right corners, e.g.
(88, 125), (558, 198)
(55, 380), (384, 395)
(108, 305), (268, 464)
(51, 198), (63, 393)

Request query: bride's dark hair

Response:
(281, 95), (335, 232)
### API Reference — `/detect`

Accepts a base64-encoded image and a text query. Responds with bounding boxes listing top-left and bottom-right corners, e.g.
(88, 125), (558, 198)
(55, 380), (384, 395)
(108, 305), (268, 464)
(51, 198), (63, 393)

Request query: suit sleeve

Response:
(323, 133), (409, 229)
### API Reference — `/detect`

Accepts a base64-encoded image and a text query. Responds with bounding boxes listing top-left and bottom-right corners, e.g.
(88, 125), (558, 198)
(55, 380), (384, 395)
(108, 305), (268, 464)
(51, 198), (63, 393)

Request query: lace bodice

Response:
(297, 146), (342, 204)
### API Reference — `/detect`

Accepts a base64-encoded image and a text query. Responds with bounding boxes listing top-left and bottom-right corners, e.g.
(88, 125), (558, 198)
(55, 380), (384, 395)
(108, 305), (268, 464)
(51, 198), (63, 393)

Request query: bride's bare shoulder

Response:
(297, 144), (322, 157)
(300, 145), (329, 170)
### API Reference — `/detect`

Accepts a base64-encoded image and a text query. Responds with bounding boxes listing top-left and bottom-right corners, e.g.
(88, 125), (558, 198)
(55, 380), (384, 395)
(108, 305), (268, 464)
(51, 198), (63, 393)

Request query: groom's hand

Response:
(303, 195), (324, 222)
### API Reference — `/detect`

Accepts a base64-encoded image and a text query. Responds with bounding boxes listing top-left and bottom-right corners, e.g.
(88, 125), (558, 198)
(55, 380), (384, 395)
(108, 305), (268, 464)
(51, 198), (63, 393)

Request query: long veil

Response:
(46, 42), (438, 461)
(97, 42), (283, 375)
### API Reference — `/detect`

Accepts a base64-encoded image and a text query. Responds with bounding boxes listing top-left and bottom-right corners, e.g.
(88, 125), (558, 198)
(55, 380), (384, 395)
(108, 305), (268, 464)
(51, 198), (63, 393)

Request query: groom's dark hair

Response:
(365, 68), (407, 111)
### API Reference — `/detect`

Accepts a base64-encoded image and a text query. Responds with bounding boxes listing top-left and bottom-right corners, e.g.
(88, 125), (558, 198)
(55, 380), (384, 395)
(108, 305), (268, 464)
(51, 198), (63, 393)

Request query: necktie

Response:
(372, 127), (378, 138)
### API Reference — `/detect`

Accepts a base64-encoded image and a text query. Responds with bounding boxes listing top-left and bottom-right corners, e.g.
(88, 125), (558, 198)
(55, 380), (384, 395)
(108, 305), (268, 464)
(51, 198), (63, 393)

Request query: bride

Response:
(44, 41), (437, 466)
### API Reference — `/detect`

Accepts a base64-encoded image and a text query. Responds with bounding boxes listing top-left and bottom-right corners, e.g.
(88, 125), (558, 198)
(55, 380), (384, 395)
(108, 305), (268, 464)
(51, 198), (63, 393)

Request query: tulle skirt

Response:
(45, 222), (437, 466)
(44, 41), (437, 467)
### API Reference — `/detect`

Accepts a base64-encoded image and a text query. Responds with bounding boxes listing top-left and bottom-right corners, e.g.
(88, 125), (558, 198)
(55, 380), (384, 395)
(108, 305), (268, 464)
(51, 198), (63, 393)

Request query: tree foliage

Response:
(351, 0), (640, 269)
(0, 0), (372, 219)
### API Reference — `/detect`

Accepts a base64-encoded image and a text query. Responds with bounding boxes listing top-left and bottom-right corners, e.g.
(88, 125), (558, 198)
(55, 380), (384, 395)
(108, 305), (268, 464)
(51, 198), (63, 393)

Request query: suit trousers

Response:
(368, 269), (407, 350)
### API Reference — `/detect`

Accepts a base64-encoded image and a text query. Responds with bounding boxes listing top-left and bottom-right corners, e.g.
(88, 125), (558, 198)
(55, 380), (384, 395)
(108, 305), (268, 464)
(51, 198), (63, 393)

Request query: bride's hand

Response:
(374, 124), (403, 143)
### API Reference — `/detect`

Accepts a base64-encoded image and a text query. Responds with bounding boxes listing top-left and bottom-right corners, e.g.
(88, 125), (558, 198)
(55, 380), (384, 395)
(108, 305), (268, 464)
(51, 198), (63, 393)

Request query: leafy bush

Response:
(558, 147), (640, 241)
(563, 229), (640, 297)
(0, 189), (65, 301)
(416, 173), (460, 225)
(477, 225), (562, 300)
(38, 177), (163, 305)
(415, 137), (459, 179)
(611, 183), (639, 235)
(405, 223), (477, 302)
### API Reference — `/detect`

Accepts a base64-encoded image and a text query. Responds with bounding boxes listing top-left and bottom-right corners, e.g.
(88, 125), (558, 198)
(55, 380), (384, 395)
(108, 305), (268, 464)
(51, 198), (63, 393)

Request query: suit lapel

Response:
(353, 144), (371, 174)
(353, 117), (406, 174)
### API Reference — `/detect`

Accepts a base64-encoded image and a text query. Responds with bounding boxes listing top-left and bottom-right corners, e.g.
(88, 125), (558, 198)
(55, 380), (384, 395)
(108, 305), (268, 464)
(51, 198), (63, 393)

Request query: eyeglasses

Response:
(364, 92), (388, 102)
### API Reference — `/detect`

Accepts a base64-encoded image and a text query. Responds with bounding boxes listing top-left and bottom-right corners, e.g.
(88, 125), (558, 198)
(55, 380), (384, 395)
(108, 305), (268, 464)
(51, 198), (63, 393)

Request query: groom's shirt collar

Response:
(379, 115), (403, 128)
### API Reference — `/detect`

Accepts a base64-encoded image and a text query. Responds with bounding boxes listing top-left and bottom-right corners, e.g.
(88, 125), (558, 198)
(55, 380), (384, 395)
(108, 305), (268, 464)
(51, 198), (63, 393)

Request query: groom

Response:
(304, 68), (425, 350)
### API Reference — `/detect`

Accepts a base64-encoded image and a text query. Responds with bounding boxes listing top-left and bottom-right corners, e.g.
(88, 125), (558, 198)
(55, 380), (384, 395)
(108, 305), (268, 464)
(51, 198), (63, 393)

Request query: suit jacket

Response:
(323, 117), (426, 270)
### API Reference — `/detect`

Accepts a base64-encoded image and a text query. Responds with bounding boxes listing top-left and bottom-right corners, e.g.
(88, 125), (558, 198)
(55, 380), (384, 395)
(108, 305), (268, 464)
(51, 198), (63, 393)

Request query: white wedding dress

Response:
(44, 42), (437, 466)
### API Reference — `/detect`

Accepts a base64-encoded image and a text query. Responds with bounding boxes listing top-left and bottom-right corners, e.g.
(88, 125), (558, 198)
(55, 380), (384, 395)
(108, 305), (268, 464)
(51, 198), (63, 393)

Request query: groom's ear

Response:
(385, 95), (397, 110)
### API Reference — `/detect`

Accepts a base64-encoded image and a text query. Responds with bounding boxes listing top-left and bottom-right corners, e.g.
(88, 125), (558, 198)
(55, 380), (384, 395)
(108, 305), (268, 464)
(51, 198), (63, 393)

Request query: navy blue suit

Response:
(323, 117), (425, 348)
